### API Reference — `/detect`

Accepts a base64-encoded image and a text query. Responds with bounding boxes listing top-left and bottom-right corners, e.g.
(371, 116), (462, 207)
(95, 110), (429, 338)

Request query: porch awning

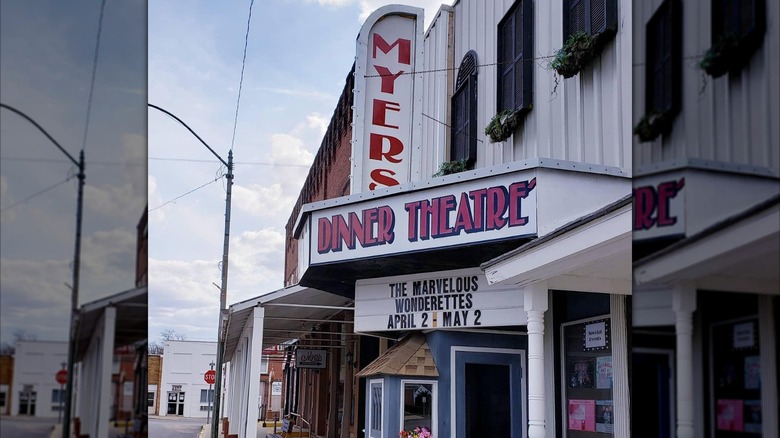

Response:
(356, 332), (438, 378)
(223, 285), (354, 362)
(633, 195), (779, 294)
(74, 286), (147, 362)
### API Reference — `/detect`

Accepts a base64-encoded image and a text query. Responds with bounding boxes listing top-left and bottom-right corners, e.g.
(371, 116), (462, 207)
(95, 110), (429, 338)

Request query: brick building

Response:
(0, 354), (14, 415)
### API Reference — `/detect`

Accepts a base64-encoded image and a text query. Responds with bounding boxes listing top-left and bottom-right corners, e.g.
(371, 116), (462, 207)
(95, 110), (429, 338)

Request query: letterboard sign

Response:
(355, 268), (525, 332)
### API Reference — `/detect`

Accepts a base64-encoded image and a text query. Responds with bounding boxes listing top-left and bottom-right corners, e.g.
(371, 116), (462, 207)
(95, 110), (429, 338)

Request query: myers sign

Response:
(308, 171), (538, 265)
(351, 5), (423, 193)
(355, 269), (525, 332)
(295, 349), (327, 369)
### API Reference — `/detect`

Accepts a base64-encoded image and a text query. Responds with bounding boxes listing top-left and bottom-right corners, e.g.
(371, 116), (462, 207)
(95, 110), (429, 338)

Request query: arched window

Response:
(451, 51), (478, 164)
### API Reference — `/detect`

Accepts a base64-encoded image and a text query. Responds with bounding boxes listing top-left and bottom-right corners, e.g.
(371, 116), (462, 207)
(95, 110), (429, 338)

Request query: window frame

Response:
(451, 51), (478, 165)
(399, 379), (437, 438)
(367, 379), (384, 438)
(563, 0), (618, 40)
(644, 0), (682, 119)
(496, 0), (533, 115)
(709, 0), (766, 76)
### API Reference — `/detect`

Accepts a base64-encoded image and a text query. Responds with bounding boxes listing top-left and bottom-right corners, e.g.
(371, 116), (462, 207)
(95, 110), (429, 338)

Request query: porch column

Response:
(97, 306), (116, 438)
(244, 306), (265, 438)
(341, 342), (354, 438)
(524, 281), (548, 438)
(672, 284), (696, 438)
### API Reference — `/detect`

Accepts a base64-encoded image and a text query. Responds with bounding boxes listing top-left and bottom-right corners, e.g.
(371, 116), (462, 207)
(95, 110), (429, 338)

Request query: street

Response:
(148, 415), (207, 438)
(0, 416), (57, 438)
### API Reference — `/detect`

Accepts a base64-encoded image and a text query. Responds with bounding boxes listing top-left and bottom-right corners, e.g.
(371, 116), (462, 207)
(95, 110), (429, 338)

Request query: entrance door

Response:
(465, 363), (511, 437)
(633, 349), (674, 438)
(18, 391), (36, 416)
(166, 391), (185, 416)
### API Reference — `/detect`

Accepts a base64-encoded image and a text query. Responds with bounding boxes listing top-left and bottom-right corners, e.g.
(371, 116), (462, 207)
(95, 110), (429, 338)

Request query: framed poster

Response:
(716, 399), (744, 432)
(595, 400), (614, 434)
(568, 358), (595, 389)
(568, 399), (596, 432)
(596, 357), (613, 389)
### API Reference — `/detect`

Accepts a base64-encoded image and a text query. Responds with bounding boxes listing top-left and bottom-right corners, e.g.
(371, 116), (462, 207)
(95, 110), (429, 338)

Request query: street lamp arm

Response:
(148, 103), (228, 167)
(0, 103), (79, 166)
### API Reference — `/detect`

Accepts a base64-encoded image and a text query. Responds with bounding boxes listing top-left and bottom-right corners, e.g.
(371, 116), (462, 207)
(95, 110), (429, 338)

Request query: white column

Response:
(672, 284), (696, 438)
(758, 295), (778, 437)
(610, 295), (631, 437)
(524, 281), (548, 438)
(244, 306), (265, 438)
(97, 306), (116, 438)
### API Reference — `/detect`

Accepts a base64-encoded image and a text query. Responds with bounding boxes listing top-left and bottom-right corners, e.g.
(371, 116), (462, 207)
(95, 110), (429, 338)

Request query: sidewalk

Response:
(50, 419), (136, 438)
(203, 420), (290, 438)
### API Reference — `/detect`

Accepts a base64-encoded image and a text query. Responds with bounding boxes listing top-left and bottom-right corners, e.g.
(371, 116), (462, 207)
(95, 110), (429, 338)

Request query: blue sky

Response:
(147, 0), (449, 342)
(0, 0), (147, 344)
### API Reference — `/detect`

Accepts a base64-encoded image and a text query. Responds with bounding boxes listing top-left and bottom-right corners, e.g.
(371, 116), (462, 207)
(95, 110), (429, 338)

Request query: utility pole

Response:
(212, 150), (233, 438)
(147, 104), (234, 438)
(0, 103), (85, 438)
(207, 361), (215, 424)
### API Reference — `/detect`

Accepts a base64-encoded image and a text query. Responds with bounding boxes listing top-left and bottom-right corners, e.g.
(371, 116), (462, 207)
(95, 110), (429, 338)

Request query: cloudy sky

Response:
(0, 0), (147, 345)
(148, 0), (449, 343)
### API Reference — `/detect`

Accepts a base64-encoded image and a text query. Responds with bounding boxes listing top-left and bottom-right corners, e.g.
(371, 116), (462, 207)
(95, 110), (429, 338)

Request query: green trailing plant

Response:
(551, 32), (602, 78)
(433, 159), (468, 177)
(485, 110), (521, 143)
(699, 33), (740, 78)
(633, 111), (670, 142)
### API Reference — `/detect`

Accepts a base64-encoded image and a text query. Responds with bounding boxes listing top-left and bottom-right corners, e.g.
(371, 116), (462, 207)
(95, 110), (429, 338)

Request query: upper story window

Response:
(451, 51), (478, 165)
(564, 0), (617, 39)
(646, 0), (681, 119)
(497, 0), (533, 115)
(701, 0), (766, 77)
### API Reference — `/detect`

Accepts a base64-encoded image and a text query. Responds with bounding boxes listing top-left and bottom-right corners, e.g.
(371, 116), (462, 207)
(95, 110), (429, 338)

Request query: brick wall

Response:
(148, 355), (161, 415)
(284, 64), (355, 286)
(0, 355), (12, 414)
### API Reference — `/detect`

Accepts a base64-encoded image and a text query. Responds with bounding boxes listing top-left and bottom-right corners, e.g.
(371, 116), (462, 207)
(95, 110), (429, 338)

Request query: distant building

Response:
(0, 354), (14, 415)
(159, 340), (217, 418)
(10, 340), (68, 417)
(147, 354), (162, 415)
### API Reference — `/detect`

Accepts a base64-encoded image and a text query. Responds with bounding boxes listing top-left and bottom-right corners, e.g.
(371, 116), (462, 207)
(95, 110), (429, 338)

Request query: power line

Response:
(363, 56), (556, 78)
(148, 156), (310, 168)
(422, 113), (485, 143)
(149, 174), (225, 212)
(1, 176), (75, 213)
(0, 156), (144, 166)
(230, 0), (255, 153)
(80, 0), (107, 153)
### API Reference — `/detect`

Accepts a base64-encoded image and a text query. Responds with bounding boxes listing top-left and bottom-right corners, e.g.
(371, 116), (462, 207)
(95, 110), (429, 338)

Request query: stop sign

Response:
(55, 369), (68, 385)
(204, 369), (216, 385)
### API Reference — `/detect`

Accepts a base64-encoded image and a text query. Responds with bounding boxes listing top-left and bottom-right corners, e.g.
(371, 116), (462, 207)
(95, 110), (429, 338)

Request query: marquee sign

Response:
(355, 269), (525, 332)
(307, 171), (538, 265)
(351, 5), (423, 193)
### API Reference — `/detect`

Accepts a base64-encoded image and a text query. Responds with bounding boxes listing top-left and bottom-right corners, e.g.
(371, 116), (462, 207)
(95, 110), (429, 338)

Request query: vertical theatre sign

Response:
(351, 5), (423, 193)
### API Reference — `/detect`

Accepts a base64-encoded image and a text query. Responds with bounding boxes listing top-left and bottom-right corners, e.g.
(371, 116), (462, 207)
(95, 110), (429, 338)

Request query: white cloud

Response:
(357, 0), (450, 27)
(0, 176), (17, 223)
(306, 112), (329, 138)
(306, 0), (354, 7)
(84, 182), (146, 220)
(254, 86), (337, 102)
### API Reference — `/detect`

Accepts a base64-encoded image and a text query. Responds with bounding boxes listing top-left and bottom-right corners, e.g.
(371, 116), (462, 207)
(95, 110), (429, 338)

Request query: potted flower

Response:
(399, 426), (432, 438)
(633, 111), (671, 142)
(551, 31), (606, 79)
(433, 159), (468, 177)
(699, 33), (740, 78)
(485, 110), (521, 143)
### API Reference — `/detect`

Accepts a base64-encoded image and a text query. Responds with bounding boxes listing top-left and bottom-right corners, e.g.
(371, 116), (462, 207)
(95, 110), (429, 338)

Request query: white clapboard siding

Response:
(437, 0), (632, 171)
(633, 0), (780, 176)
(419, 6), (454, 180)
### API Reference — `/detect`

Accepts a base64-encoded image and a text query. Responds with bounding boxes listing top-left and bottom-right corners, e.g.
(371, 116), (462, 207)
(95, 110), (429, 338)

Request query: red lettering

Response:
(369, 133), (404, 163)
(348, 212), (365, 248)
(372, 99), (401, 128)
(373, 66), (405, 94)
(378, 206), (395, 244)
(333, 215), (351, 251)
(372, 34), (411, 65)
(469, 189), (487, 231)
(363, 208), (379, 245)
(419, 199), (435, 240)
(368, 168), (399, 190)
(656, 179), (683, 226)
(453, 192), (474, 234)
(633, 186), (656, 230)
(317, 217), (332, 254)
(405, 201), (421, 242)
(485, 187), (509, 231)
(508, 179), (535, 226)
(437, 195), (457, 237)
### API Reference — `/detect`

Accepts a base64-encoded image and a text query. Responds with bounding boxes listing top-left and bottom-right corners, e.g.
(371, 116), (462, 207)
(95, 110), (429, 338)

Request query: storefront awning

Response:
(74, 286), (147, 362)
(355, 332), (438, 378)
(634, 195), (779, 294)
(223, 285), (354, 362)
(482, 195), (632, 293)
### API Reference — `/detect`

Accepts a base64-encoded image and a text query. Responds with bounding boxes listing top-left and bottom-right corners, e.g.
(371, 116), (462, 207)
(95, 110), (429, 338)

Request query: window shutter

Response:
(452, 51), (478, 164)
(645, 0), (681, 117)
(497, 0), (532, 114)
(565, 0), (616, 39)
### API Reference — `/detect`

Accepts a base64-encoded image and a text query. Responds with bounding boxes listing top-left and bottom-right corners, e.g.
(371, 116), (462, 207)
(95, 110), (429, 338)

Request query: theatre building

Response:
(223, 1), (632, 437)
(632, 0), (779, 437)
